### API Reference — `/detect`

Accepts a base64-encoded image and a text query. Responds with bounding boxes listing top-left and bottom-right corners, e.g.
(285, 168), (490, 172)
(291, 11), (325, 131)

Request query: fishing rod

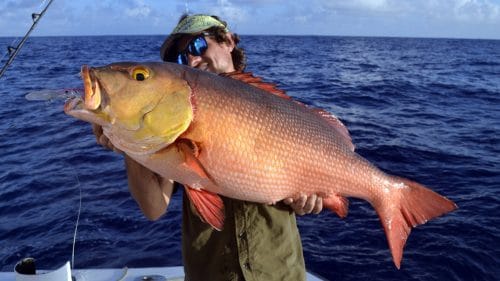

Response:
(0, 0), (55, 79)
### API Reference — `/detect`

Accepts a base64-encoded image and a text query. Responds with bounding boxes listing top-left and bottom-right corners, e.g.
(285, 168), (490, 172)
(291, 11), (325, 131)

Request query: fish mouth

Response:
(63, 65), (102, 112)
(63, 65), (108, 127)
(82, 65), (102, 110)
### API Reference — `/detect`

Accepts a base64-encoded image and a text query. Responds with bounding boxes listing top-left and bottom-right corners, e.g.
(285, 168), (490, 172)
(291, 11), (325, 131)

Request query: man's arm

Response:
(93, 124), (173, 220)
(125, 155), (173, 220)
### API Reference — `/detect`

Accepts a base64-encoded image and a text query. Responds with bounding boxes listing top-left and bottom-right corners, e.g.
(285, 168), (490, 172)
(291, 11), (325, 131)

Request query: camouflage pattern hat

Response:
(160, 14), (229, 61)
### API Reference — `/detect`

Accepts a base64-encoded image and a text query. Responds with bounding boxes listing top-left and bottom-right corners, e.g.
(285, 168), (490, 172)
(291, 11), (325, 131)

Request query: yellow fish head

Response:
(65, 62), (194, 154)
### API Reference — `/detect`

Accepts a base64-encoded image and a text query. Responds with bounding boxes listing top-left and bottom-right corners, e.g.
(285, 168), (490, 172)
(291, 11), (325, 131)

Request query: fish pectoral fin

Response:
(185, 185), (225, 231)
(177, 140), (211, 180)
(323, 194), (349, 218)
(177, 141), (225, 230)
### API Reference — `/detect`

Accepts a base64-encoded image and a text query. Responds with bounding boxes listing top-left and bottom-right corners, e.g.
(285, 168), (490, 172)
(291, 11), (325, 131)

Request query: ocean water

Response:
(0, 35), (499, 281)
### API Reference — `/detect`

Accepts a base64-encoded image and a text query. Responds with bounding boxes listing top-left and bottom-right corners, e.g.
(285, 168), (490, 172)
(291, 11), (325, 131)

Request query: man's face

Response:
(176, 33), (236, 74)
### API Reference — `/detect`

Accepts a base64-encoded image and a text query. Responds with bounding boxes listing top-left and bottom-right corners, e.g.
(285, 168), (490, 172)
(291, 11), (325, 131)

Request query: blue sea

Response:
(0, 35), (499, 281)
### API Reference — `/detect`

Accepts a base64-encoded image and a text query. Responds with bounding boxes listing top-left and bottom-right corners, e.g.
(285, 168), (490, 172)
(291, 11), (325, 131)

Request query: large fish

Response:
(64, 62), (457, 268)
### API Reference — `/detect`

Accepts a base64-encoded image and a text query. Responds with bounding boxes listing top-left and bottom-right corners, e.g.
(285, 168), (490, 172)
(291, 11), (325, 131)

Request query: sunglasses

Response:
(177, 34), (209, 65)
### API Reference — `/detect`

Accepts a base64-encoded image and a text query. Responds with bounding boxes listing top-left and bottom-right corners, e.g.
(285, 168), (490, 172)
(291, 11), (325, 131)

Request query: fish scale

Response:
(64, 62), (457, 269)
(213, 94), (369, 202)
(190, 78), (358, 202)
(192, 83), (320, 200)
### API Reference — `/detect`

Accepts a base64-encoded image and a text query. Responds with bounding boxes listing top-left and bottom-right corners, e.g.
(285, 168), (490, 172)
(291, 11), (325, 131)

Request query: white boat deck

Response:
(0, 264), (324, 281)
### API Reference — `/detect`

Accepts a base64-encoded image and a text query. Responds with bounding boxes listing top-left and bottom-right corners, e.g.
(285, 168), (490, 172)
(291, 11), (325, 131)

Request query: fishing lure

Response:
(25, 88), (83, 102)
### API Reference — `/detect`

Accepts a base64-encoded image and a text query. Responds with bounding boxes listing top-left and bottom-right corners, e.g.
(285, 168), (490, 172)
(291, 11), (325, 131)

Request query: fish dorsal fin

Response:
(310, 107), (355, 151)
(223, 71), (354, 151)
(292, 98), (354, 151)
(221, 71), (292, 100)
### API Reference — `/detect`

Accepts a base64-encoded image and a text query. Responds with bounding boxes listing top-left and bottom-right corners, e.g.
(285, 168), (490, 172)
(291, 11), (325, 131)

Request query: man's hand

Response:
(283, 194), (323, 216)
(92, 124), (122, 154)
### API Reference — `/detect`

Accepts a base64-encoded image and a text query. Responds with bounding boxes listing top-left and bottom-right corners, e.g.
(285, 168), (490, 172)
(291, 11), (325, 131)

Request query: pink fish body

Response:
(65, 62), (457, 268)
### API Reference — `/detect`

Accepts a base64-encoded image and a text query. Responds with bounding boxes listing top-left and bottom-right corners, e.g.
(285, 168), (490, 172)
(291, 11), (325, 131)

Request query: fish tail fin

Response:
(375, 176), (457, 269)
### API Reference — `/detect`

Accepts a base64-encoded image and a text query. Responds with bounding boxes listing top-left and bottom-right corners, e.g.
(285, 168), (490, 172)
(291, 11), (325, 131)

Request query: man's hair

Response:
(168, 14), (247, 71)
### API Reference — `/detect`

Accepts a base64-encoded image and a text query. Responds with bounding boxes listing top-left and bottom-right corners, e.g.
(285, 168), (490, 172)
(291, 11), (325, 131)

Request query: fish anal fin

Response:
(184, 186), (225, 231)
(323, 194), (349, 218)
(376, 176), (457, 269)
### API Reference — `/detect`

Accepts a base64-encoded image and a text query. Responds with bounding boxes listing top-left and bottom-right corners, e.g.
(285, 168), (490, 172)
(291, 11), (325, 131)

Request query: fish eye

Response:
(132, 67), (150, 81)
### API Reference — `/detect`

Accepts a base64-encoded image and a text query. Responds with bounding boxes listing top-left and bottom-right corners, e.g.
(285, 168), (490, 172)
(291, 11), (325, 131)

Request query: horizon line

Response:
(0, 33), (499, 41)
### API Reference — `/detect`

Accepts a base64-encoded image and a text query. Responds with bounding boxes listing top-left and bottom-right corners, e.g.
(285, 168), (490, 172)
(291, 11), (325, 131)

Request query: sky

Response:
(0, 0), (499, 39)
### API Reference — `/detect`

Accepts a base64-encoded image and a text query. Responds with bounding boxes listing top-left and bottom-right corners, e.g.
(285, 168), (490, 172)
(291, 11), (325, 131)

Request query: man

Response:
(94, 14), (322, 281)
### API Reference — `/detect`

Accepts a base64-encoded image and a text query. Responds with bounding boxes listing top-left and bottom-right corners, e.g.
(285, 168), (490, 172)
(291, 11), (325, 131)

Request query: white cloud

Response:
(316, 0), (404, 13)
(0, 0), (499, 38)
(125, 0), (151, 18)
(294, 15), (309, 24)
(452, 0), (500, 23)
(316, 0), (500, 22)
(214, 0), (248, 22)
(344, 0), (391, 11)
(186, 0), (249, 30)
